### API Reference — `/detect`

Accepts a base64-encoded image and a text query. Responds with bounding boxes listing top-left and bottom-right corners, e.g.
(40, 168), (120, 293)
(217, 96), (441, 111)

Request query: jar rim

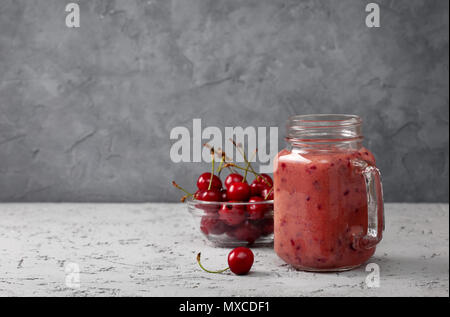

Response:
(286, 114), (363, 144)
(288, 114), (362, 128)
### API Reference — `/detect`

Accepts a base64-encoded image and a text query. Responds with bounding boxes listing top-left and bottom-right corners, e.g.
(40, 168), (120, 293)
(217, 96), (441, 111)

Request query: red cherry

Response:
(249, 181), (268, 196)
(231, 220), (261, 244)
(196, 247), (254, 275)
(227, 247), (254, 275)
(246, 196), (268, 220)
(200, 215), (227, 235)
(220, 189), (228, 201)
(197, 173), (222, 190)
(261, 187), (274, 200)
(194, 189), (202, 199)
(196, 189), (221, 202)
(260, 218), (274, 236)
(218, 202), (246, 226)
(255, 173), (273, 187)
(224, 173), (244, 189)
(195, 189), (222, 214)
(227, 182), (251, 201)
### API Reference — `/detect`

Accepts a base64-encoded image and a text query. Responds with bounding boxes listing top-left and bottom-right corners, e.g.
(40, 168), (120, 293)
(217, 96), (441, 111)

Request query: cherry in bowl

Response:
(197, 172), (222, 191)
(186, 198), (274, 247)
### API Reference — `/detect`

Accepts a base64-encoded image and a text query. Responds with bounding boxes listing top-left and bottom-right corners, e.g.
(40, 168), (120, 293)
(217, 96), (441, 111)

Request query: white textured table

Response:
(0, 203), (448, 297)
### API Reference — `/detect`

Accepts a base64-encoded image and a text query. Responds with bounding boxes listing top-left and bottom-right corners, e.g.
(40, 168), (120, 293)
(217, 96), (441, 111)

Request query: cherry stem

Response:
(243, 160), (251, 182)
(172, 181), (194, 198)
(196, 253), (229, 274)
(249, 149), (258, 162)
(229, 139), (264, 183)
(204, 143), (238, 174)
(217, 160), (237, 174)
(230, 138), (249, 166)
(217, 153), (226, 176)
(243, 149), (258, 182)
(260, 176), (272, 187)
(203, 143), (233, 162)
(224, 163), (254, 175)
(208, 148), (215, 191)
(223, 163), (267, 184)
(264, 187), (274, 200)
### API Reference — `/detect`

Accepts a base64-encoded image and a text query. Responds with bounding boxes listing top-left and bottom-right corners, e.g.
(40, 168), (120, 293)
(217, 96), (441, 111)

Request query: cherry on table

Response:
(227, 182), (251, 201)
(196, 247), (254, 276)
(227, 247), (254, 275)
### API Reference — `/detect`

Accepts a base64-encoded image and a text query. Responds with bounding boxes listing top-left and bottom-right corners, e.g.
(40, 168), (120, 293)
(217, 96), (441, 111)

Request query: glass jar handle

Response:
(353, 163), (385, 250)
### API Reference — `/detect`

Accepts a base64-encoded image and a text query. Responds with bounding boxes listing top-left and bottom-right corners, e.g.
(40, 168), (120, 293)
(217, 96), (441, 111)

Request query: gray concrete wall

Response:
(0, 0), (448, 202)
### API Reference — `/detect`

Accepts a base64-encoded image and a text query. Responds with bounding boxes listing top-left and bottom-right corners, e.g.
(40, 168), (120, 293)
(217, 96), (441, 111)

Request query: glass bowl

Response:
(187, 199), (274, 247)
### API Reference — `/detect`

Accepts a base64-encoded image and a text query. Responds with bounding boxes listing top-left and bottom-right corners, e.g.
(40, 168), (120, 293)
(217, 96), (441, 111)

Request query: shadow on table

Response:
(367, 254), (449, 276)
(247, 270), (275, 278)
(257, 254), (448, 277)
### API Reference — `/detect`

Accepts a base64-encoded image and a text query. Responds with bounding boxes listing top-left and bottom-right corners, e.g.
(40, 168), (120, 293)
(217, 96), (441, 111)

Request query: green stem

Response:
(258, 174), (272, 187)
(264, 187), (274, 200)
(229, 139), (262, 181)
(217, 154), (225, 177)
(217, 160), (237, 175)
(197, 253), (229, 274)
(172, 181), (195, 200)
(208, 149), (215, 191)
(225, 163), (263, 180)
(243, 161), (251, 182)
(243, 150), (258, 182)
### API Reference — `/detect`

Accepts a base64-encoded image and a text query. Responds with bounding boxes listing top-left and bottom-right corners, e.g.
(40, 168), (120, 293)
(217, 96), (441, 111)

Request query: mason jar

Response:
(274, 114), (384, 271)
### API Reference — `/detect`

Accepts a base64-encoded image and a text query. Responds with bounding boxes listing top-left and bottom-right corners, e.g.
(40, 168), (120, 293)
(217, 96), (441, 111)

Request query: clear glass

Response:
(274, 114), (384, 271)
(187, 199), (274, 247)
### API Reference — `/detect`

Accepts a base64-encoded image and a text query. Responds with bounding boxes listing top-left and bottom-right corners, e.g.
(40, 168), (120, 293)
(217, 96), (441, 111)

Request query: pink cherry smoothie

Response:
(274, 147), (377, 271)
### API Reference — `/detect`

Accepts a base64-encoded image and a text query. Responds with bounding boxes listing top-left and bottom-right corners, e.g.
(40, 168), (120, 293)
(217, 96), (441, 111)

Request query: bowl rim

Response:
(186, 197), (274, 206)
